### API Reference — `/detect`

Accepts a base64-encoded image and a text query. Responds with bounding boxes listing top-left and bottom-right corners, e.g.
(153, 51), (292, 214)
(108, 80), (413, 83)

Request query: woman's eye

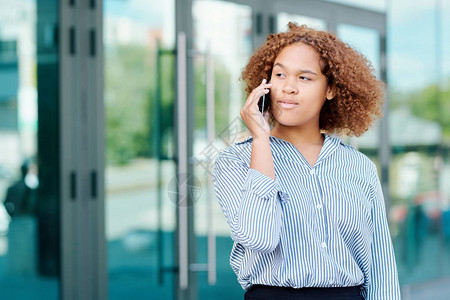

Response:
(276, 73), (285, 78)
(300, 76), (311, 81)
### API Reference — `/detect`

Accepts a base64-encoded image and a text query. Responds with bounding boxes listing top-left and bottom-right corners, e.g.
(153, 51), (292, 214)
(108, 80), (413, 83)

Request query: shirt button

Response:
(309, 169), (315, 175)
(316, 204), (323, 209)
(321, 243), (327, 248)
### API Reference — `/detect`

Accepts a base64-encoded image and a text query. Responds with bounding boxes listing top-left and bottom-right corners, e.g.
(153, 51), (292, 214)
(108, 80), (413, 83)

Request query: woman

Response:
(213, 23), (401, 300)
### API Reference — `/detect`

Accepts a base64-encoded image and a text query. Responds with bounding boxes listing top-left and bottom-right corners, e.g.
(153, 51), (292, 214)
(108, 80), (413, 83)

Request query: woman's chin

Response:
(272, 117), (300, 127)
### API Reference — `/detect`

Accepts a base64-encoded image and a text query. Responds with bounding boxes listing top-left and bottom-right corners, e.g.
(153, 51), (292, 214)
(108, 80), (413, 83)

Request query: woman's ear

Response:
(326, 85), (335, 100)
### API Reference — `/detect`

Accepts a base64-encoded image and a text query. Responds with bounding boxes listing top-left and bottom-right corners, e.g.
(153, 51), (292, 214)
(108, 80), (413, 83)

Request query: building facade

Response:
(0, 0), (449, 299)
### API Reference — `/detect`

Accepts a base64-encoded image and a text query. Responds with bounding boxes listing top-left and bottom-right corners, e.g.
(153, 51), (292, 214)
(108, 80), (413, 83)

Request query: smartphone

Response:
(258, 76), (271, 113)
(258, 91), (271, 113)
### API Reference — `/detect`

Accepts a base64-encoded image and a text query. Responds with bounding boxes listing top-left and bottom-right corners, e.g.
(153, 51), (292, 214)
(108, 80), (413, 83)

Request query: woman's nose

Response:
(282, 79), (298, 94)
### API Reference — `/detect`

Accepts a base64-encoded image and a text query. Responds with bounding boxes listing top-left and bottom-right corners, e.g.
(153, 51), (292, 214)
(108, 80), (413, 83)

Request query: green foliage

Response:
(106, 44), (233, 165)
(105, 44), (155, 164)
(390, 79), (450, 138)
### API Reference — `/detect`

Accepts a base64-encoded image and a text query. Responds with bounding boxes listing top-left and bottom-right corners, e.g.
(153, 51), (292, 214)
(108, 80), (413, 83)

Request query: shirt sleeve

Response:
(212, 147), (284, 253)
(364, 162), (401, 300)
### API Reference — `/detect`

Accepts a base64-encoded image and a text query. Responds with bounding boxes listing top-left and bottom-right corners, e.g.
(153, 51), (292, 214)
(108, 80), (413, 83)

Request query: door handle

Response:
(177, 34), (217, 289)
(186, 45), (217, 285)
(205, 46), (217, 285)
(177, 31), (189, 290)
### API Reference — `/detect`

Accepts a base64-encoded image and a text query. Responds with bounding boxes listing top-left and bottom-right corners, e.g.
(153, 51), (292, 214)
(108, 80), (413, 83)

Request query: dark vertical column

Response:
(36, 0), (60, 277)
(253, 11), (266, 48)
(89, 0), (107, 297)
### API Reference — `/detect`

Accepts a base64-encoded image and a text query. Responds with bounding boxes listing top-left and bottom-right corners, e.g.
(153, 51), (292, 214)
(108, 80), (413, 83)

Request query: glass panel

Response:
(192, 0), (253, 298)
(0, 0), (60, 299)
(338, 24), (380, 74)
(277, 13), (327, 32)
(104, 0), (176, 299)
(387, 0), (449, 290)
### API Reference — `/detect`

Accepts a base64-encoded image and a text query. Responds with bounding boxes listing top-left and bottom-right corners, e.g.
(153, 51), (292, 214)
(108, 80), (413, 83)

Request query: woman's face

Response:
(269, 42), (334, 129)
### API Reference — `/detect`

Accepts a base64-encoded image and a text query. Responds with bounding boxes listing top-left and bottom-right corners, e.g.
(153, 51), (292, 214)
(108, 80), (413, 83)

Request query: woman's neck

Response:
(270, 125), (324, 146)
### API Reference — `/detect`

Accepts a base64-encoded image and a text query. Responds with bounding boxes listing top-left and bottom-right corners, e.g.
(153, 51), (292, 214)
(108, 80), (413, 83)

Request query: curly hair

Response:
(241, 22), (384, 137)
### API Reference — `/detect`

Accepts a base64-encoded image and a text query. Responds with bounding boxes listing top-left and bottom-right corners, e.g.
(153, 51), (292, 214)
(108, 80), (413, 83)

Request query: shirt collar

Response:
(235, 135), (253, 145)
(316, 134), (342, 165)
(234, 133), (342, 166)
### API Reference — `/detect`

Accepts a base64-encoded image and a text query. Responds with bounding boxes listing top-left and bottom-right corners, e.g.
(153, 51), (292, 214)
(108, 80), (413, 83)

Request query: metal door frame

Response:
(59, 0), (105, 299)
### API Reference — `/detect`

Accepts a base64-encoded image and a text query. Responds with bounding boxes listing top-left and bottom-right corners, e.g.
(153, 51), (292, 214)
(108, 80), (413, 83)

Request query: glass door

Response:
(103, 0), (177, 299)
(189, 1), (387, 299)
(187, 1), (386, 300)
(102, 1), (387, 300)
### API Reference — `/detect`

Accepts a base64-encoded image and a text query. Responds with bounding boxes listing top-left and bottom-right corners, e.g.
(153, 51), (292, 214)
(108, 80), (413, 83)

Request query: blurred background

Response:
(0, 0), (449, 299)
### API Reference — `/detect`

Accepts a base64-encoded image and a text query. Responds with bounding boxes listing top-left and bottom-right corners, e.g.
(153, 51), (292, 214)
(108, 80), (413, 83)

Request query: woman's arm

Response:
(365, 163), (401, 299)
(250, 136), (275, 180)
(241, 79), (275, 180)
(213, 145), (283, 253)
(212, 77), (282, 253)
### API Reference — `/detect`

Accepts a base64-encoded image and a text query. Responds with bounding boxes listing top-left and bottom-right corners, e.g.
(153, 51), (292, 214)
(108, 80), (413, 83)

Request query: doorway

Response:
(102, 0), (386, 299)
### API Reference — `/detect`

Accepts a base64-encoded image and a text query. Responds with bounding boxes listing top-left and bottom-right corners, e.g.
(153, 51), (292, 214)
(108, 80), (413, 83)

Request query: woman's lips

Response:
(278, 100), (298, 109)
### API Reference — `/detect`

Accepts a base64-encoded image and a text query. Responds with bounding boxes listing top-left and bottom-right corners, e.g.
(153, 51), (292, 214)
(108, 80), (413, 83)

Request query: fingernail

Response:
(262, 79), (266, 84)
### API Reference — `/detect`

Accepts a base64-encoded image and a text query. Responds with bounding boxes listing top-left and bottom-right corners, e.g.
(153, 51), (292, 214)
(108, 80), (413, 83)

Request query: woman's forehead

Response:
(273, 43), (322, 72)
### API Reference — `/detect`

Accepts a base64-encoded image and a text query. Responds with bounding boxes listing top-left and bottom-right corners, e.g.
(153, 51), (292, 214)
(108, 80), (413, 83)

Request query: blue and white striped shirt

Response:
(213, 133), (401, 299)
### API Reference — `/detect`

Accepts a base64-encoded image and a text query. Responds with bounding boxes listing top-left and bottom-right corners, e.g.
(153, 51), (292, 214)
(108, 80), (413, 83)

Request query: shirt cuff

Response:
(242, 168), (282, 200)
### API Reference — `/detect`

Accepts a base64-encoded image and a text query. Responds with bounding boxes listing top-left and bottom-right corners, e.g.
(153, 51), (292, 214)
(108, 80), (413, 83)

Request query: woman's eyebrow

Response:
(274, 62), (318, 76)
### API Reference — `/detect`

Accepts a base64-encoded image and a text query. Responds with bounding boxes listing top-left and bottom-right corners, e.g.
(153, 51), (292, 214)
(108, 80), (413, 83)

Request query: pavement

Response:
(401, 277), (450, 300)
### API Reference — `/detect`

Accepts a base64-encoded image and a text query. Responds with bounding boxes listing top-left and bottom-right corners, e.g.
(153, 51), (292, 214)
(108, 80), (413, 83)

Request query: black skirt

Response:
(244, 285), (364, 300)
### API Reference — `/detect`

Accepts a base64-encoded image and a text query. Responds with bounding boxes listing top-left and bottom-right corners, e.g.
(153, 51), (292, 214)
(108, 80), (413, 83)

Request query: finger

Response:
(244, 83), (265, 106)
(248, 83), (271, 106)
(243, 86), (265, 110)
(244, 80), (270, 106)
(249, 92), (269, 118)
(250, 88), (270, 108)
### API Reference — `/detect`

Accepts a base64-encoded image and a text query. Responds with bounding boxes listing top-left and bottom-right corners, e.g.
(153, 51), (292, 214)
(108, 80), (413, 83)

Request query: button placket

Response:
(310, 166), (329, 251)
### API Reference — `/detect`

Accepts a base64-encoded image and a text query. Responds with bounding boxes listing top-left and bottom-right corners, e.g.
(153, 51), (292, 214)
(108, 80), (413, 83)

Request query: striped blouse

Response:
(212, 133), (401, 299)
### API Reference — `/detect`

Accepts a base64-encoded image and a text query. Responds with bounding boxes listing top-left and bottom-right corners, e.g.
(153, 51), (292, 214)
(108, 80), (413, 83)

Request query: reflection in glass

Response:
(0, 0), (59, 299)
(387, 0), (450, 289)
(104, 0), (176, 299)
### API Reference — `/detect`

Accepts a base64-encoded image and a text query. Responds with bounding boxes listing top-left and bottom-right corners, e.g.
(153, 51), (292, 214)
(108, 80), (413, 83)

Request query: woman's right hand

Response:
(240, 79), (272, 139)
